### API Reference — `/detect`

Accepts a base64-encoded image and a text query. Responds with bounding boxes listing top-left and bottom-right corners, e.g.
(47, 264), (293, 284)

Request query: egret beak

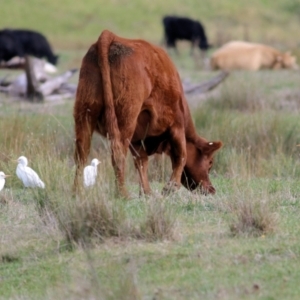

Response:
(4, 175), (11, 178)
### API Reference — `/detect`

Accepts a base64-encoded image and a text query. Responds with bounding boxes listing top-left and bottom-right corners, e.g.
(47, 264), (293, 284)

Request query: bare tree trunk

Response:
(24, 55), (43, 102)
(39, 69), (77, 96)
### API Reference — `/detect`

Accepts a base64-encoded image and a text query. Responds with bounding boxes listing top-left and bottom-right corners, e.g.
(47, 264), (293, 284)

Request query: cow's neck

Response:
(183, 102), (201, 144)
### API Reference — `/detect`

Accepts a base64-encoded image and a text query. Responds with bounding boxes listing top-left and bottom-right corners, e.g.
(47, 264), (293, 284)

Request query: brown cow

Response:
(73, 30), (222, 198)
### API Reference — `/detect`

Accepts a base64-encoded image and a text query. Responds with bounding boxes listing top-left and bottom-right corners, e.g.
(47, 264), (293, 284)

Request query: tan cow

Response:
(73, 30), (222, 198)
(210, 41), (298, 71)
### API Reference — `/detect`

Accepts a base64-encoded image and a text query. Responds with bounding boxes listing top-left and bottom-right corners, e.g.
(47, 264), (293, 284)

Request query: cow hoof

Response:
(116, 189), (131, 200)
(162, 181), (180, 196)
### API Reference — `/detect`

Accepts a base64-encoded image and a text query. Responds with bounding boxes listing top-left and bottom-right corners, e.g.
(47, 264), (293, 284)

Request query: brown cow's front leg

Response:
(162, 126), (186, 195)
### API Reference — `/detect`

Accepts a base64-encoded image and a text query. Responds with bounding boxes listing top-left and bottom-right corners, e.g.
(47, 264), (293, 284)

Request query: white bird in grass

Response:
(16, 156), (45, 188)
(0, 172), (11, 191)
(84, 158), (101, 187)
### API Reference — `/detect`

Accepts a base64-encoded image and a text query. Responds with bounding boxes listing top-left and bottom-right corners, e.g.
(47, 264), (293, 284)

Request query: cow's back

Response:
(211, 43), (261, 70)
(77, 32), (184, 140)
(110, 36), (184, 138)
(3, 29), (58, 65)
(163, 16), (197, 39)
(0, 30), (24, 61)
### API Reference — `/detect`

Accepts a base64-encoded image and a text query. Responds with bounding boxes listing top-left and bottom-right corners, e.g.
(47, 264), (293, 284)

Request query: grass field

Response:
(1, 0), (300, 50)
(1, 1), (300, 300)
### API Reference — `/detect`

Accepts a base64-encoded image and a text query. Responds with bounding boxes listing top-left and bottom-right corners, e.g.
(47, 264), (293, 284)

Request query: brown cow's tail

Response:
(97, 30), (122, 156)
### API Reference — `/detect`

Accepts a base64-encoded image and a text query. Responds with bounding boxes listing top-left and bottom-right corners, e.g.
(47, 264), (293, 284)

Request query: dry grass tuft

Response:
(45, 264), (141, 300)
(1, 253), (20, 263)
(205, 74), (266, 112)
(56, 196), (177, 245)
(138, 200), (176, 241)
(106, 271), (142, 300)
(228, 197), (278, 237)
(33, 184), (177, 246)
(0, 195), (7, 206)
(0, 190), (14, 206)
(62, 197), (124, 245)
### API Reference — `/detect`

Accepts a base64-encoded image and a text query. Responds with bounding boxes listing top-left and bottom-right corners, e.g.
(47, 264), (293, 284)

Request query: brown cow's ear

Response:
(202, 141), (223, 155)
(276, 55), (283, 62)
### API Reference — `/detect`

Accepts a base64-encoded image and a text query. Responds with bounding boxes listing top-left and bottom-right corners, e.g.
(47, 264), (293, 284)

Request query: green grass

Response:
(1, 68), (300, 298)
(1, 1), (300, 299)
(1, 0), (300, 51)
(1, 182), (300, 299)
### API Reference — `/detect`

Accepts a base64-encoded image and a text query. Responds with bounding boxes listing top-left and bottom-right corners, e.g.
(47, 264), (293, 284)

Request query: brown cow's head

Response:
(181, 140), (223, 194)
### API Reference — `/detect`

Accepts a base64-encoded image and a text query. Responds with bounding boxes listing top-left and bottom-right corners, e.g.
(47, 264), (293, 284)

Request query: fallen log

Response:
(0, 75), (10, 87)
(0, 56), (57, 73)
(45, 92), (75, 101)
(0, 56), (53, 98)
(0, 58), (228, 101)
(0, 56), (25, 69)
(39, 69), (77, 96)
(183, 71), (229, 94)
(58, 82), (77, 94)
(0, 57), (77, 101)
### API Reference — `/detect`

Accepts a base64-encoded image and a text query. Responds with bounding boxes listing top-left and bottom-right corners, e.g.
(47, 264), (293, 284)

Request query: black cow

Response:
(162, 16), (210, 54)
(0, 30), (23, 62)
(0, 29), (58, 65)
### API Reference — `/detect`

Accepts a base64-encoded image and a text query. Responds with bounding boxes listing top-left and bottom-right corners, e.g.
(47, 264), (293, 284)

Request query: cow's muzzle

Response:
(199, 182), (216, 195)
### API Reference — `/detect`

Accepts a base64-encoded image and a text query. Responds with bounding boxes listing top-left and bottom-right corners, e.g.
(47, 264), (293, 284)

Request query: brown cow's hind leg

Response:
(73, 114), (96, 193)
(111, 142), (130, 199)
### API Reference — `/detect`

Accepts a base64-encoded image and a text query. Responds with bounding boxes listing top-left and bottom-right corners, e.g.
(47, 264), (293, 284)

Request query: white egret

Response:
(0, 172), (11, 191)
(84, 158), (101, 187)
(16, 156), (45, 188)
